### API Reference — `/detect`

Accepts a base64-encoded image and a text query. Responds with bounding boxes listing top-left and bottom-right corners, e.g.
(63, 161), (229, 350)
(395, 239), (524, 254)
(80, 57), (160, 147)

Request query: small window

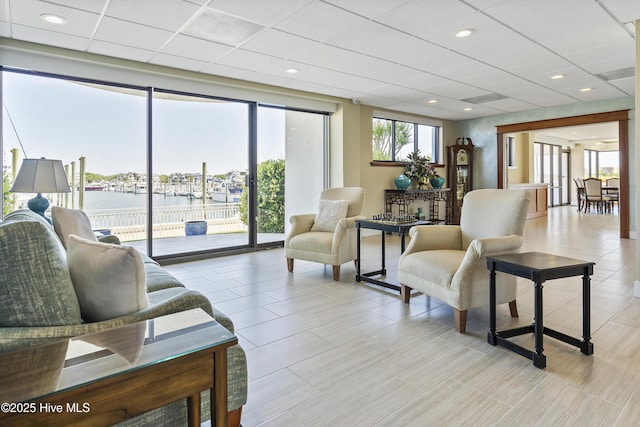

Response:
(372, 117), (442, 162)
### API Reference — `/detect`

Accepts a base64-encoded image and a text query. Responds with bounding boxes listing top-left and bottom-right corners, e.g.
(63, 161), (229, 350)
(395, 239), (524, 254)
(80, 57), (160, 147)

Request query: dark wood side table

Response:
(355, 219), (430, 292)
(486, 252), (595, 369)
(0, 308), (237, 427)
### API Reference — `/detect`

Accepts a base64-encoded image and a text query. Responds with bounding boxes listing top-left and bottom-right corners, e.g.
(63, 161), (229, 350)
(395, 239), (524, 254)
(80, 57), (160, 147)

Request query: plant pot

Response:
(185, 220), (207, 236)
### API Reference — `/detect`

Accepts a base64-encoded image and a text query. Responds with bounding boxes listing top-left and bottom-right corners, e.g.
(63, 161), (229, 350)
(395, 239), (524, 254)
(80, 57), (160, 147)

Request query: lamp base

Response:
(27, 193), (52, 224)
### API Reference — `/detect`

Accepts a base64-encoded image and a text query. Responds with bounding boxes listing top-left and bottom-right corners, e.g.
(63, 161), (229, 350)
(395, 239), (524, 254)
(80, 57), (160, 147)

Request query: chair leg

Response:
(400, 285), (411, 303)
(454, 309), (467, 333)
(287, 258), (294, 272)
(332, 265), (340, 281)
(228, 407), (242, 427)
(509, 300), (519, 318)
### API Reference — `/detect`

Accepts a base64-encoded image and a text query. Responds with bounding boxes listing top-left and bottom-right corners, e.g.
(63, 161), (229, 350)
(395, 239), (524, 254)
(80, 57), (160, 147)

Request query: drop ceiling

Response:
(0, 0), (637, 121)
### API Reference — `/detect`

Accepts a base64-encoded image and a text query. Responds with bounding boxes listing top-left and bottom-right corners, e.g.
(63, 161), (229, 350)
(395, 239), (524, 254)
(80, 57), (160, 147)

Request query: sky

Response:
(2, 71), (286, 176)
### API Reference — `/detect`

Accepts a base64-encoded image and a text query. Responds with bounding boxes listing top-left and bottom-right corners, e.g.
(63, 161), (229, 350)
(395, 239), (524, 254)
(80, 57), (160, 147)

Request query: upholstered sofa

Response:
(0, 209), (247, 426)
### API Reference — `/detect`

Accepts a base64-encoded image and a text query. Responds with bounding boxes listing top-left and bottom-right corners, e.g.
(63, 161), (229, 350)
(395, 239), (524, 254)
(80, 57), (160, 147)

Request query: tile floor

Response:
(165, 206), (639, 426)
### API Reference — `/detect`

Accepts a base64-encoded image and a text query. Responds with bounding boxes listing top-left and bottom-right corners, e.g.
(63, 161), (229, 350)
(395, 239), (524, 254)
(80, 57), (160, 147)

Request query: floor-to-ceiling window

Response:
(151, 90), (250, 256)
(2, 71), (148, 248)
(2, 68), (329, 259)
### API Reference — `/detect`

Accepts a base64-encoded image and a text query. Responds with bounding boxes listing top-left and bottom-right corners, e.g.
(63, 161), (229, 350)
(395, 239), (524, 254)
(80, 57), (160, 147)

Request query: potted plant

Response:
(404, 150), (436, 189)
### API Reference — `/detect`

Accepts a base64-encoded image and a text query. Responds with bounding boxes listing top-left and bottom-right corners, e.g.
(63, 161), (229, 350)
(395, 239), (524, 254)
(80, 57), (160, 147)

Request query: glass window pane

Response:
(417, 124), (435, 161)
(2, 72), (147, 248)
(395, 121), (414, 161)
(372, 118), (393, 160)
(152, 91), (249, 256)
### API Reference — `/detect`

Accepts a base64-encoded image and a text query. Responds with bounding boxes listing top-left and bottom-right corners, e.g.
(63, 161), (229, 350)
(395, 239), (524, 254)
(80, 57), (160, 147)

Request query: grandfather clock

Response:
(448, 137), (474, 224)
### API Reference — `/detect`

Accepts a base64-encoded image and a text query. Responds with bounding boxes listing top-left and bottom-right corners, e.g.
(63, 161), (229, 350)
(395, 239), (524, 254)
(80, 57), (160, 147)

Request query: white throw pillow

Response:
(66, 235), (149, 322)
(310, 199), (349, 232)
(52, 206), (98, 249)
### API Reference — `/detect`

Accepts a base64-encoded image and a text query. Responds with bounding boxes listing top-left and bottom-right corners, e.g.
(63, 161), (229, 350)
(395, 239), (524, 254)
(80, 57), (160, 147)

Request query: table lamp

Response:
(9, 158), (71, 223)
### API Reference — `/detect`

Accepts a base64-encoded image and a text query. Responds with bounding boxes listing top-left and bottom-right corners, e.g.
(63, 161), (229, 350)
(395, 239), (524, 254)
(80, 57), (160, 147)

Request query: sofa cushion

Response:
(0, 220), (82, 327)
(67, 235), (150, 322)
(52, 206), (98, 249)
(310, 199), (349, 232)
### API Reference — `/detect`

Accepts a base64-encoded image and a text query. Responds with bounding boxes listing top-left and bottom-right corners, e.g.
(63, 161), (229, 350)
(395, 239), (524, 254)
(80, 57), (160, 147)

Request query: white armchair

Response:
(285, 187), (365, 281)
(398, 189), (530, 333)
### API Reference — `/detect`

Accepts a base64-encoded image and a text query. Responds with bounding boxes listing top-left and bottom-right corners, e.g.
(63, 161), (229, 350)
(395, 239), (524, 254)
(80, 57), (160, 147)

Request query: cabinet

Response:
(448, 137), (474, 224)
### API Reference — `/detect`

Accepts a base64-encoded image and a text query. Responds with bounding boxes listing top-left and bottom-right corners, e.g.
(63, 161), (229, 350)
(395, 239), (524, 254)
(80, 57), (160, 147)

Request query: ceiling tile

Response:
(105, 0), (201, 31)
(375, 0), (477, 36)
(608, 77), (635, 95)
(33, 0), (106, 13)
(274, 1), (366, 43)
(9, 0), (100, 37)
(324, 0), (411, 19)
(160, 34), (233, 62)
(0, 22), (10, 37)
(427, 81), (491, 100)
(150, 52), (209, 72)
(325, 20), (409, 56)
(184, 7), (265, 46)
(199, 62), (254, 80)
(11, 25), (91, 50)
(88, 40), (156, 62)
(598, 0), (640, 22)
(207, 0), (312, 27)
(94, 17), (174, 51)
(382, 37), (475, 73)
(216, 49), (287, 73)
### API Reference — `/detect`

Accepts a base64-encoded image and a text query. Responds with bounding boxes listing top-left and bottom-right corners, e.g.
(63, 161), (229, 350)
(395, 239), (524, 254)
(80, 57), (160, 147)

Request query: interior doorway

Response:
(496, 110), (630, 238)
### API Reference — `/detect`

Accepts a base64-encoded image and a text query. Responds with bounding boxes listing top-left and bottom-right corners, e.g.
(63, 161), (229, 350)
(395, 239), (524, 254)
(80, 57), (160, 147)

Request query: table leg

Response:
(487, 262), (498, 345)
(187, 393), (201, 427)
(212, 350), (229, 427)
(356, 224), (362, 282)
(533, 281), (546, 368)
(582, 269), (594, 355)
(380, 230), (386, 276)
(400, 231), (406, 253)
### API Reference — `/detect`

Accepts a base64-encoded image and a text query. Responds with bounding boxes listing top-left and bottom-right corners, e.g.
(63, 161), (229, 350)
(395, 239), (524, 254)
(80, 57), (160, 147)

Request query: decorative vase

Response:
(394, 174), (411, 190)
(430, 176), (445, 189)
(415, 207), (426, 221)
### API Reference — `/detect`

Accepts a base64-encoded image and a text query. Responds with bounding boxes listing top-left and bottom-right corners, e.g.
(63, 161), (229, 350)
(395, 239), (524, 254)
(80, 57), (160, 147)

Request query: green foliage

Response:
(3, 170), (14, 216)
(239, 159), (285, 233)
(372, 120), (412, 160)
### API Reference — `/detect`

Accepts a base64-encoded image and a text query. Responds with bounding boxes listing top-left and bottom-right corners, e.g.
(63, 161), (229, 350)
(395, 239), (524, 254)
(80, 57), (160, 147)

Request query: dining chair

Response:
(605, 178), (619, 211)
(573, 178), (585, 212)
(583, 178), (613, 213)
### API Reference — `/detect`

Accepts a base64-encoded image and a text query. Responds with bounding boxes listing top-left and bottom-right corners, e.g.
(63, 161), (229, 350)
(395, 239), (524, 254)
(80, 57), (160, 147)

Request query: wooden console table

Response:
(0, 309), (237, 427)
(384, 189), (451, 224)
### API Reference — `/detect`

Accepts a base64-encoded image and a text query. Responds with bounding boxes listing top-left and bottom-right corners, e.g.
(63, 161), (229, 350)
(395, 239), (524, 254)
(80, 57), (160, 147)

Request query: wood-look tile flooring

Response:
(165, 206), (638, 426)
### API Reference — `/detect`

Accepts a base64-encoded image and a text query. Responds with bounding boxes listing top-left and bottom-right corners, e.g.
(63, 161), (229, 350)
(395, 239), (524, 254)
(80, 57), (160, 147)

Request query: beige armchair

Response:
(398, 189), (530, 333)
(285, 187), (365, 281)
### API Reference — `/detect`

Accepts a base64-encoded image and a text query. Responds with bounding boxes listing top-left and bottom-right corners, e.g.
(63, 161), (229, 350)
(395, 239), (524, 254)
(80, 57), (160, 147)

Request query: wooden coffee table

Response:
(0, 308), (237, 426)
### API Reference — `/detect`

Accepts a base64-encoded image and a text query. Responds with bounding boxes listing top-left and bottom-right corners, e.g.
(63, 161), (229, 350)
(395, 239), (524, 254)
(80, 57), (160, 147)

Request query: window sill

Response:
(370, 161), (445, 168)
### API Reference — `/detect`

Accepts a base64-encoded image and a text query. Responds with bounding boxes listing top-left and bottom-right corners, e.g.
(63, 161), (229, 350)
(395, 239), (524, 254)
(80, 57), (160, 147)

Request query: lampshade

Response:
(9, 158), (71, 194)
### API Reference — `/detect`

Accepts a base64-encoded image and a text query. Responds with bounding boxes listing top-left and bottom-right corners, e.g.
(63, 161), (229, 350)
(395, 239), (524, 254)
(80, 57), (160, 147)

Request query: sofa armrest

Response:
(97, 234), (121, 245)
(0, 288), (212, 354)
(331, 215), (365, 250)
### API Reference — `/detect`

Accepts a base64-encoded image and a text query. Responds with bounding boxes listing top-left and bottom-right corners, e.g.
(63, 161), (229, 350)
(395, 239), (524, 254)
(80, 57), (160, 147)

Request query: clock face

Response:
(456, 149), (468, 165)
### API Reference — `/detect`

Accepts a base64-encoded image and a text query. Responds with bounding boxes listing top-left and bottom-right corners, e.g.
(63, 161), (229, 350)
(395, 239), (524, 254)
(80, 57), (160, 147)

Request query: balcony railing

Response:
(85, 203), (247, 242)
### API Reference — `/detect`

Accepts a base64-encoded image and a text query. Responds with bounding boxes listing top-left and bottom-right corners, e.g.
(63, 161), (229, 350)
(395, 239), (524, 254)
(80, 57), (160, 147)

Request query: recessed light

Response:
(551, 74), (565, 80)
(455, 29), (475, 38)
(428, 99), (438, 104)
(464, 107), (473, 111)
(41, 14), (67, 25)
(285, 68), (299, 74)
(580, 87), (593, 92)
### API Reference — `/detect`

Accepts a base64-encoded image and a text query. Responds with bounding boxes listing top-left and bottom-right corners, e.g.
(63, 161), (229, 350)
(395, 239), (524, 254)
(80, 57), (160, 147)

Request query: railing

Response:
(85, 203), (247, 242)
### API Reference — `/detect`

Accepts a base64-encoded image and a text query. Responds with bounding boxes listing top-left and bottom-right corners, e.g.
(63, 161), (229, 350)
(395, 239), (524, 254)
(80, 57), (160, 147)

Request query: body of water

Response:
(78, 190), (224, 212)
